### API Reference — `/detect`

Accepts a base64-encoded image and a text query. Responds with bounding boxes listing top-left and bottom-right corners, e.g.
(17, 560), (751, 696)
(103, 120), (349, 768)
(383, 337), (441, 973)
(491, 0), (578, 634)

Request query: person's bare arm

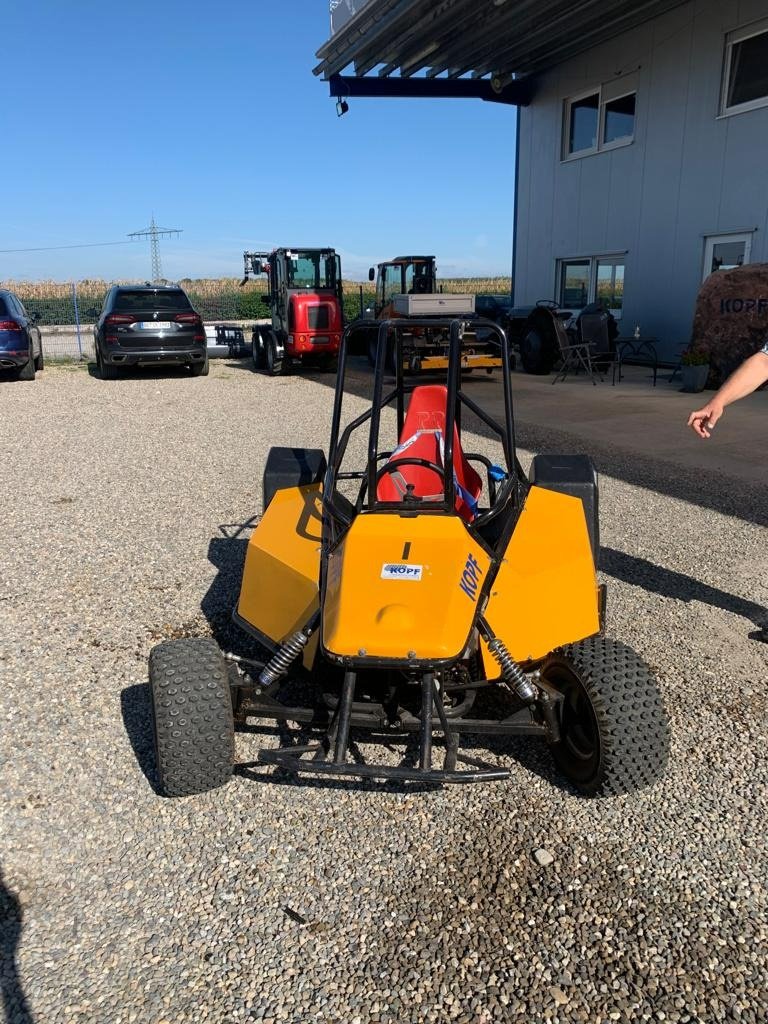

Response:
(688, 351), (768, 438)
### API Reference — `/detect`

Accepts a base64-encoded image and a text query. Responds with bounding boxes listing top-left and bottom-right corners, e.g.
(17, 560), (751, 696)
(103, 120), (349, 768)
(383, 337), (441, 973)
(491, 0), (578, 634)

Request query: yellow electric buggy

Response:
(149, 319), (669, 797)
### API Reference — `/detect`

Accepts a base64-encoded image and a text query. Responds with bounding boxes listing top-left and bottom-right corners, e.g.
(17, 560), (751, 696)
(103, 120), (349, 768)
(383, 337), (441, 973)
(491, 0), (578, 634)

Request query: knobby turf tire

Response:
(149, 637), (235, 797)
(544, 636), (669, 797)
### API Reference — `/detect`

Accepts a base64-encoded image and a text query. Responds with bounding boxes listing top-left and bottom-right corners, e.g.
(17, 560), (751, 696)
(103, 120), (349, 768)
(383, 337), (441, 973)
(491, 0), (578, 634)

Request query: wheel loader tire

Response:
(149, 638), (235, 798)
(520, 327), (556, 375)
(262, 446), (327, 514)
(541, 636), (669, 797)
(252, 328), (266, 371)
(266, 332), (286, 377)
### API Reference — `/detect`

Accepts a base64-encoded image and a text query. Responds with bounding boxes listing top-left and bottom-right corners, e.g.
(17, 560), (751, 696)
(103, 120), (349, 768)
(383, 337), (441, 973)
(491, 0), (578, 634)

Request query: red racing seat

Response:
(376, 385), (482, 522)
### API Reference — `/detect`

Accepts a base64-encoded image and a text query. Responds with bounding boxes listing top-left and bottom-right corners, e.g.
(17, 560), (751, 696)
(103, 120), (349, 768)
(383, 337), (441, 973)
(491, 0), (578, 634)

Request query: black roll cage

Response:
(322, 318), (528, 550)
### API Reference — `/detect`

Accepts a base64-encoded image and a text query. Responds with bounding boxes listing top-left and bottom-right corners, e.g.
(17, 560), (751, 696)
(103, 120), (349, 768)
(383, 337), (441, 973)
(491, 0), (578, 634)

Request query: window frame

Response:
(562, 81), (637, 161)
(702, 232), (753, 282)
(720, 17), (768, 118)
(556, 254), (627, 318)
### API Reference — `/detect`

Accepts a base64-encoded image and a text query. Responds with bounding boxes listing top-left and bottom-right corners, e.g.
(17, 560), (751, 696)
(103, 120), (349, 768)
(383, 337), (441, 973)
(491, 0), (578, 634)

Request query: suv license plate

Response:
(310, 335), (330, 345)
(137, 321), (173, 330)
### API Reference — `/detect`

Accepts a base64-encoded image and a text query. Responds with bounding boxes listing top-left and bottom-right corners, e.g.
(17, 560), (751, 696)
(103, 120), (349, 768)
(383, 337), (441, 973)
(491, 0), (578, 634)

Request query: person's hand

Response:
(687, 401), (723, 438)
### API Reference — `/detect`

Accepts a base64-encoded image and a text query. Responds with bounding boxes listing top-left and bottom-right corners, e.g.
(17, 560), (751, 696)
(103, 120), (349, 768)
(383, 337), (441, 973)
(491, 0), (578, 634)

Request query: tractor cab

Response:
(370, 256), (438, 317)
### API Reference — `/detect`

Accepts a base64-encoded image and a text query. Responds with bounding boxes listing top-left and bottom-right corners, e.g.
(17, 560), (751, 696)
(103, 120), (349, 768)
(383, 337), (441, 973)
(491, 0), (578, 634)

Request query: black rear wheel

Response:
(34, 349), (44, 372)
(190, 354), (209, 377)
(18, 351), (35, 381)
(97, 347), (119, 380)
(252, 328), (266, 371)
(149, 638), (235, 797)
(266, 332), (286, 376)
(541, 636), (669, 796)
(520, 327), (556, 375)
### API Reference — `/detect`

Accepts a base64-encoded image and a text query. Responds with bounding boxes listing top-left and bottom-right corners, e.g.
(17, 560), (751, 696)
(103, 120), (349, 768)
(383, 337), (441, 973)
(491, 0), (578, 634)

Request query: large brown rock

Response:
(690, 264), (768, 385)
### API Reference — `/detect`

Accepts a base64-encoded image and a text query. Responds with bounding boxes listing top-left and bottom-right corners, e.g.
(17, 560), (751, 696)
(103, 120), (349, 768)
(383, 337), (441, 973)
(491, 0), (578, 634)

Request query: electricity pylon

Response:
(128, 216), (182, 282)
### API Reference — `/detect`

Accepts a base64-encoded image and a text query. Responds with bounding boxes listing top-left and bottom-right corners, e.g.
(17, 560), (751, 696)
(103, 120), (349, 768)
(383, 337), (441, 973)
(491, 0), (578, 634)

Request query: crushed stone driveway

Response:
(1, 361), (766, 1024)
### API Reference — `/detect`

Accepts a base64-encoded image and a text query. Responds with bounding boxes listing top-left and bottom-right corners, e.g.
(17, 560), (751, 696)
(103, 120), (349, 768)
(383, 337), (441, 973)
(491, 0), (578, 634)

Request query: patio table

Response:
(614, 336), (661, 385)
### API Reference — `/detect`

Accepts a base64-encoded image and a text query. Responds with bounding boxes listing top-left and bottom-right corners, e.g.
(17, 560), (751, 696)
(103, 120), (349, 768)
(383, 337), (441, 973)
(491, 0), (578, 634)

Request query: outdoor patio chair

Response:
(579, 312), (618, 380)
(551, 315), (602, 385)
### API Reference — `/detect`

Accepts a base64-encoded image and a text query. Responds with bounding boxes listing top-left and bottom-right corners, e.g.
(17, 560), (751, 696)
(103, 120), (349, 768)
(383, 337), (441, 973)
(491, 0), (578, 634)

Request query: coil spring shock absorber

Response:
(258, 611), (320, 688)
(480, 619), (538, 703)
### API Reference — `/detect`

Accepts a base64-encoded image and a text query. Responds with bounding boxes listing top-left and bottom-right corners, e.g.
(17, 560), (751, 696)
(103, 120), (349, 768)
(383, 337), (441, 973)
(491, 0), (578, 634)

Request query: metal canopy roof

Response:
(315, 0), (690, 100)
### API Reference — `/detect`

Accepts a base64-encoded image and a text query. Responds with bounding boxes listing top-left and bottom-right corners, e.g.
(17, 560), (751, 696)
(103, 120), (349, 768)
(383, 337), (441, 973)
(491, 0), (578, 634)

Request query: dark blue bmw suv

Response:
(0, 289), (43, 381)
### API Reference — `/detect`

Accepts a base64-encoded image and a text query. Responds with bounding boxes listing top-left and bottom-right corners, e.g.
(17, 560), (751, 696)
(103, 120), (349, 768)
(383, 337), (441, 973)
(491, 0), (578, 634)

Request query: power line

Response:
(0, 240), (137, 254)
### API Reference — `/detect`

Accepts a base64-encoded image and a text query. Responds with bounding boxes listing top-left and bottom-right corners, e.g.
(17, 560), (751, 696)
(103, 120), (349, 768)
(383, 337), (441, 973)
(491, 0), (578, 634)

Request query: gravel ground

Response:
(1, 361), (766, 1024)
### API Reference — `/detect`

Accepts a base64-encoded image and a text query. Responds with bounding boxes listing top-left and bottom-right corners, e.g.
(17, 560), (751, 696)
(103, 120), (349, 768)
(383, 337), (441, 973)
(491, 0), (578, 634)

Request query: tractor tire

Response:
(252, 328), (266, 371)
(266, 332), (286, 377)
(190, 354), (209, 377)
(18, 351), (35, 381)
(367, 332), (378, 367)
(368, 332), (396, 373)
(149, 637), (235, 798)
(541, 636), (669, 797)
(520, 327), (556, 375)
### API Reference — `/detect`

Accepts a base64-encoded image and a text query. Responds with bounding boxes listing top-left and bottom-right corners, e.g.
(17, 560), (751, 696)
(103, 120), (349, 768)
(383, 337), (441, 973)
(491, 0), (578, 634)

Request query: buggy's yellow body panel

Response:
(238, 483), (598, 671)
(482, 486), (600, 668)
(237, 484), (322, 668)
(322, 513), (490, 662)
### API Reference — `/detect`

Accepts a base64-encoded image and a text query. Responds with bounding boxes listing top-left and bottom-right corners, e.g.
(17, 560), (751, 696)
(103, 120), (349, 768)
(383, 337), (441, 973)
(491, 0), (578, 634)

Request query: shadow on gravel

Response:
(0, 867), (34, 1024)
(220, 360), (257, 372)
(120, 685), (160, 795)
(602, 547), (768, 634)
(201, 518), (267, 656)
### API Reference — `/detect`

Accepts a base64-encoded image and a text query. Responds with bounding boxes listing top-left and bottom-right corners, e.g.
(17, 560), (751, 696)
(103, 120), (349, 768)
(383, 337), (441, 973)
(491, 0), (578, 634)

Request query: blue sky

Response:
(2, 0), (517, 282)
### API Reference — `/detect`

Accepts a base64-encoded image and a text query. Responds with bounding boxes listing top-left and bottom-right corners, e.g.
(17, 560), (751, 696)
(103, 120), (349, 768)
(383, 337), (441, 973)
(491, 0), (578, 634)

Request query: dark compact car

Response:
(0, 289), (43, 381)
(474, 293), (514, 325)
(94, 284), (208, 379)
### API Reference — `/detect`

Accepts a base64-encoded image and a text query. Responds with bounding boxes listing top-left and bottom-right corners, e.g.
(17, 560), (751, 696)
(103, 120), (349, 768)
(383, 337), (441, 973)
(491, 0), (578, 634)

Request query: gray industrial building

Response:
(317, 0), (768, 359)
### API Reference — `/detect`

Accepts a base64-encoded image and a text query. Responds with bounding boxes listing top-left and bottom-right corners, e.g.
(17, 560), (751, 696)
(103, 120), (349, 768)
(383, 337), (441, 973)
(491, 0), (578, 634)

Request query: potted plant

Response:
(680, 349), (710, 393)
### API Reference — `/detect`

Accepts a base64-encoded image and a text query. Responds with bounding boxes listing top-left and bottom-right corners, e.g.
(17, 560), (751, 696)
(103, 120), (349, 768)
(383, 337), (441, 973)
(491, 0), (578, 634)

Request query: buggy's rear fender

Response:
(236, 484), (322, 668)
(482, 485), (600, 670)
(321, 513), (490, 663)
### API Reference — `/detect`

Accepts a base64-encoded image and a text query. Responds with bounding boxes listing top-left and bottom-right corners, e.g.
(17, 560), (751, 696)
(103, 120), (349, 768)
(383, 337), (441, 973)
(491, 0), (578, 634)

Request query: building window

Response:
(563, 77), (637, 159)
(558, 256), (626, 316)
(603, 93), (636, 146)
(722, 18), (768, 116)
(567, 93), (600, 156)
(702, 233), (753, 281)
(596, 258), (625, 313)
